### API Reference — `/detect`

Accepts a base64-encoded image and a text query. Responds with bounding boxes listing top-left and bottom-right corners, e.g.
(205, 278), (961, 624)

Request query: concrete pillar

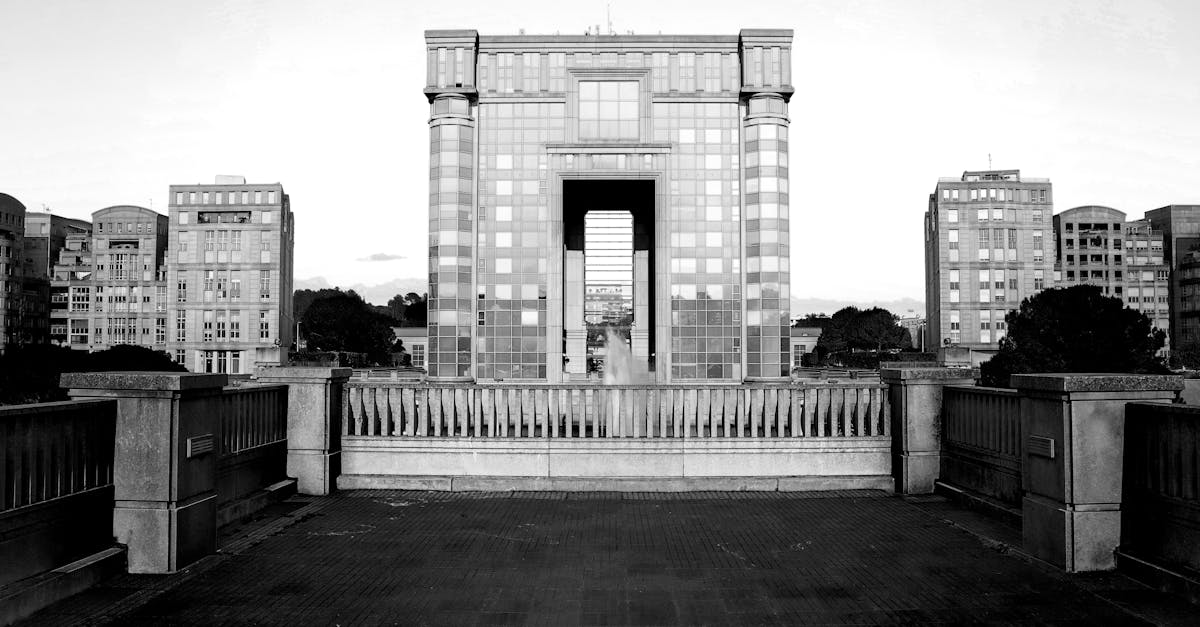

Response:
(255, 366), (352, 496)
(880, 366), (979, 494)
(631, 250), (650, 366)
(1012, 374), (1182, 572)
(63, 372), (227, 574)
(564, 250), (586, 376)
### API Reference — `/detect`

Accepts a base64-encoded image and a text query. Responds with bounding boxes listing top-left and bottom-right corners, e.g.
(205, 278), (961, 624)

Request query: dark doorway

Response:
(563, 179), (655, 375)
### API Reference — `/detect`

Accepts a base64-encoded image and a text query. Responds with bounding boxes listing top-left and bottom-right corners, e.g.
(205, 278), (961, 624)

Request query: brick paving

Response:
(22, 490), (1198, 626)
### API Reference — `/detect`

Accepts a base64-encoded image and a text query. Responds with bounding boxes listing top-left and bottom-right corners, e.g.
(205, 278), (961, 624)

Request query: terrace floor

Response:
(20, 490), (1199, 626)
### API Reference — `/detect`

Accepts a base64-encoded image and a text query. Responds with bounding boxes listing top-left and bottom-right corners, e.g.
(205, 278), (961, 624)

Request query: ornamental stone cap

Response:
(1010, 373), (1184, 393)
(61, 371), (229, 391)
(879, 366), (979, 381)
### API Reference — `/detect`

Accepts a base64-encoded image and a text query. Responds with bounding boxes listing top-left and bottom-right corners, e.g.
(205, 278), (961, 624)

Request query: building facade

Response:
(424, 29), (794, 382)
(0, 193), (26, 348)
(50, 230), (95, 348)
(924, 170), (1054, 356)
(1146, 205), (1200, 357)
(167, 176), (294, 373)
(1052, 206), (1170, 350)
(24, 213), (91, 345)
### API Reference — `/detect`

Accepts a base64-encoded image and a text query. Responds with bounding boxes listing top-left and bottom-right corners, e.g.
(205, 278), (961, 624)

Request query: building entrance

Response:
(562, 179), (654, 379)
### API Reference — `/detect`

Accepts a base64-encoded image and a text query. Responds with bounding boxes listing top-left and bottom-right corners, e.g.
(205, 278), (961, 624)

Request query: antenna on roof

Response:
(988, 153), (993, 170)
(607, 4), (613, 35)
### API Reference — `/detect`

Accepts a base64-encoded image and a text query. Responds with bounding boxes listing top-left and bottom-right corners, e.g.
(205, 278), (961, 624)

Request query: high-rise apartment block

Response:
(1146, 205), (1200, 356)
(48, 207), (167, 352)
(1053, 206), (1170, 348)
(0, 193), (26, 348)
(924, 170), (1054, 357)
(26, 213), (91, 345)
(167, 176), (294, 373)
(424, 29), (794, 382)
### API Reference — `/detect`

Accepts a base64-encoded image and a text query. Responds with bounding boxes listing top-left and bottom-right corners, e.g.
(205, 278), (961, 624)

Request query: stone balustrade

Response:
(343, 381), (890, 440)
(338, 381), (895, 491)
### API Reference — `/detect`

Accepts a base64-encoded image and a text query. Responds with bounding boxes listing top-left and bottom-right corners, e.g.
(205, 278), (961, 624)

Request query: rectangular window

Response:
(947, 209), (957, 223)
(1034, 269), (1045, 290)
(578, 81), (639, 140)
(259, 312), (270, 339)
(260, 271), (271, 300)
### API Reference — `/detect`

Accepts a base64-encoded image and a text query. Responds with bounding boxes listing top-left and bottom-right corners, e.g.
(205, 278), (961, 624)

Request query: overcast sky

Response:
(2, 0), (1198, 303)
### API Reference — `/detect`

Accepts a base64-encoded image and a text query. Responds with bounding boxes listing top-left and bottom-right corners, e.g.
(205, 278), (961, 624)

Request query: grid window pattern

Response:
(652, 100), (744, 379)
(473, 100), (564, 379)
(427, 95), (477, 379)
(578, 81), (639, 141)
(743, 97), (791, 379)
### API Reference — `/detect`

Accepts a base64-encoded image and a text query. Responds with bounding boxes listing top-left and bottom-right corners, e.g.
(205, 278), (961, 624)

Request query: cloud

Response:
(357, 253), (406, 262)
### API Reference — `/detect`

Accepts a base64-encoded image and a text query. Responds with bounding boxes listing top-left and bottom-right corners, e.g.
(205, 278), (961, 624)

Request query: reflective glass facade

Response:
(424, 29), (793, 382)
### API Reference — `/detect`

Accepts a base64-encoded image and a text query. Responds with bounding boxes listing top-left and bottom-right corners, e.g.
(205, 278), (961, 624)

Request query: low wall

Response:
(940, 386), (1022, 507)
(1122, 402), (1200, 578)
(1, 400), (117, 589)
(216, 384), (289, 516)
(339, 381), (893, 490)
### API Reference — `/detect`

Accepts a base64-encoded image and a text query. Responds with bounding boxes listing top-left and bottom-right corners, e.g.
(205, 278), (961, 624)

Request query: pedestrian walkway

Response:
(21, 490), (1197, 625)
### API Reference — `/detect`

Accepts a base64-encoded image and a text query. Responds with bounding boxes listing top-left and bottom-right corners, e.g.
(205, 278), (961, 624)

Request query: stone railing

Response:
(1, 399), (118, 593)
(216, 384), (289, 521)
(1121, 402), (1200, 580)
(940, 386), (1022, 506)
(342, 382), (890, 440)
(337, 381), (895, 492)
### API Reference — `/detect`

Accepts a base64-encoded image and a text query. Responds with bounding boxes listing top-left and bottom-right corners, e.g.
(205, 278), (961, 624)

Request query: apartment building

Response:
(1146, 205), (1200, 356)
(0, 193), (26, 348)
(166, 176), (294, 374)
(25, 213), (92, 345)
(924, 169), (1054, 359)
(49, 230), (95, 348)
(1052, 205), (1170, 349)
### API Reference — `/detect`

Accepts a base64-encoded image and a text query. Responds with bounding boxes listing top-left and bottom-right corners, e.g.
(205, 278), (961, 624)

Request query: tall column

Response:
(62, 372), (227, 574)
(564, 250), (586, 376)
(631, 250), (650, 366)
(425, 30), (478, 382)
(739, 30), (794, 381)
(1012, 374), (1182, 572)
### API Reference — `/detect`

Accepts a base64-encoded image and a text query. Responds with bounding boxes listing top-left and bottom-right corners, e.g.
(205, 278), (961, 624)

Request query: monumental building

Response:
(924, 169), (1055, 359)
(424, 29), (794, 382)
(167, 176), (295, 373)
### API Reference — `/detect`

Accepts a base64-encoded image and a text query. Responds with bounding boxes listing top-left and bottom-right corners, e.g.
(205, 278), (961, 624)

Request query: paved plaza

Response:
(22, 490), (1197, 626)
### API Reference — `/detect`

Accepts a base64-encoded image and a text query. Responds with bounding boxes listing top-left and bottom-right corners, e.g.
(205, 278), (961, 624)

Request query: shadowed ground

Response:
(21, 490), (1197, 626)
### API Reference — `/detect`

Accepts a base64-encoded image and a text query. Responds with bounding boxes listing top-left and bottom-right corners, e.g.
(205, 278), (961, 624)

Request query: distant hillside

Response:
(295, 277), (428, 306)
(790, 296), (924, 318)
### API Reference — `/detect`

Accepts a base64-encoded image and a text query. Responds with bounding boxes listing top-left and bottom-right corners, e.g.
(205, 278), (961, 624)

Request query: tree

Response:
(846, 307), (908, 352)
(0, 344), (185, 406)
(816, 307), (859, 356)
(814, 306), (911, 366)
(793, 313), (830, 329)
(300, 289), (397, 365)
(980, 285), (1168, 387)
